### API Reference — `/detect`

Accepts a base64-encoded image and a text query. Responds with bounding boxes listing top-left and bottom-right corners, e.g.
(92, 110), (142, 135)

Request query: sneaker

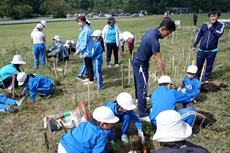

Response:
(115, 64), (119, 67)
(8, 106), (17, 113)
(107, 64), (111, 67)
(77, 76), (84, 80)
(203, 80), (209, 83)
(82, 78), (89, 83)
(140, 116), (151, 122)
(84, 81), (93, 85)
(121, 134), (129, 145)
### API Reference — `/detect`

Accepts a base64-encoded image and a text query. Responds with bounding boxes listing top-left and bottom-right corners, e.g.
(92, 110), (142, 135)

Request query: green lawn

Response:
(0, 14), (230, 152)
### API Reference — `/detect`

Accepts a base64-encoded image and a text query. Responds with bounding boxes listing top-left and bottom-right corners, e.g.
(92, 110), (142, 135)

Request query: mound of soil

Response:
(201, 82), (221, 93)
(194, 110), (216, 128)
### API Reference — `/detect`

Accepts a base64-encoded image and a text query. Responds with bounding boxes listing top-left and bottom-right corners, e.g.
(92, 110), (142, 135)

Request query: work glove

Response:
(19, 93), (25, 97)
(138, 131), (145, 144)
(27, 101), (33, 105)
(74, 50), (80, 56)
(120, 52), (125, 57)
(46, 50), (51, 53)
(83, 53), (88, 58)
(177, 87), (182, 91)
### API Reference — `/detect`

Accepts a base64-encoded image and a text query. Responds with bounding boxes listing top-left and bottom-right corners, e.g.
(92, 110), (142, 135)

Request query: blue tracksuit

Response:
(21, 75), (53, 103)
(0, 64), (19, 87)
(34, 43), (45, 69)
(0, 94), (17, 112)
(193, 21), (224, 81)
(104, 102), (142, 140)
(150, 86), (196, 127)
(59, 121), (108, 153)
(133, 28), (161, 118)
(181, 76), (201, 101)
(89, 41), (103, 88)
(49, 42), (69, 62)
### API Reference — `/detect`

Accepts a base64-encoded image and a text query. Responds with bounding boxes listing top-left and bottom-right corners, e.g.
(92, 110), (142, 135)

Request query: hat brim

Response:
(99, 116), (119, 123)
(153, 121), (192, 142)
(123, 104), (136, 110)
(11, 61), (26, 65)
(18, 81), (24, 86)
(108, 19), (116, 23)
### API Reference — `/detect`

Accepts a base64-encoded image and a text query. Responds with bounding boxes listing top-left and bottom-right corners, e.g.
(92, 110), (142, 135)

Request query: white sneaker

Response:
(107, 64), (111, 67)
(140, 116), (150, 122)
(83, 81), (93, 85)
(115, 64), (119, 67)
(82, 78), (89, 83)
(121, 134), (129, 145)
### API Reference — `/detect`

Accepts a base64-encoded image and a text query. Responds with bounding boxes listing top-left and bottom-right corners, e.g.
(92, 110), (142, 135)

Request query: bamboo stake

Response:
(64, 60), (67, 75)
(182, 47), (184, 59)
(44, 132), (49, 151)
(172, 55), (175, 75)
(171, 32), (174, 45)
(74, 79), (77, 107)
(47, 121), (55, 153)
(53, 63), (58, 79)
(200, 60), (206, 82)
(87, 80), (90, 112)
(122, 64), (124, 89)
(97, 73), (100, 94)
(128, 58), (131, 85)
(184, 53), (189, 71)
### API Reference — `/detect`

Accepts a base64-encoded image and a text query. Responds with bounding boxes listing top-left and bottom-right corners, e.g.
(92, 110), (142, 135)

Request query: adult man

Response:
(132, 20), (176, 121)
(150, 76), (196, 127)
(192, 8), (224, 82)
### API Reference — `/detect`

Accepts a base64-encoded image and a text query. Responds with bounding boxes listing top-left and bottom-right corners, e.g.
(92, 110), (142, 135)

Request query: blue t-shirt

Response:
(135, 28), (162, 62)
(60, 121), (107, 153)
(106, 25), (116, 43)
(0, 64), (19, 86)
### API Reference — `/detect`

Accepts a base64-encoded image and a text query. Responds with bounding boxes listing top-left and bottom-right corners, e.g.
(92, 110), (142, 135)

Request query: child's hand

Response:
(19, 93), (25, 97)
(138, 130), (145, 144)
(27, 101), (33, 105)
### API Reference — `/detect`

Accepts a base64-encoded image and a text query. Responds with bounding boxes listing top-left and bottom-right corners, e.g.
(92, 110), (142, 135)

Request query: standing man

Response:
(193, 14), (198, 26)
(192, 8), (224, 82)
(132, 20), (176, 121)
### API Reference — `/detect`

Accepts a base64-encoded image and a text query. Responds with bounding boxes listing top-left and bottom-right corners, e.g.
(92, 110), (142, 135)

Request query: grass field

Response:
(0, 14), (230, 153)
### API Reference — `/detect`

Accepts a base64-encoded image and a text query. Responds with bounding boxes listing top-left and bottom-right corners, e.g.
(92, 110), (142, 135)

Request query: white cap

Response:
(17, 72), (28, 86)
(187, 65), (198, 74)
(158, 76), (173, 84)
(91, 30), (102, 37)
(153, 110), (192, 142)
(70, 40), (75, 45)
(11, 55), (26, 65)
(66, 40), (71, 44)
(117, 92), (136, 110)
(36, 23), (43, 29)
(53, 35), (61, 41)
(93, 106), (119, 123)
(41, 20), (47, 27)
(64, 40), (71, 48)
(86, 19), (91, 24)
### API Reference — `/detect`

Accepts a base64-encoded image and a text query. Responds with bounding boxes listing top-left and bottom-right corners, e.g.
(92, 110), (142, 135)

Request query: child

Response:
(88, 30), (104, 90)
(0, 55), (26, 91)
(153, 110), (209, 153)
(192, 8), (224, 82)
(30, 23), (46, 69)
(58, 106), (119, 153)
(47, 35), (69, 63)
(0, 94), (24, 112)
(17, 72), (53, 104)
(120, 31), (135, 56)
(104, 92), (145, 145)
(178, 65), (201, 102)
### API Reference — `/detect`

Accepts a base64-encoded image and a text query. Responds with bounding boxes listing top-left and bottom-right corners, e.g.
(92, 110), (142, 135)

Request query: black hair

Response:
(159, 20), (176, 31)
(28, 74), (36, 78)
(160, 140), (185, 148)
(13, 64), (21, 72)
(208, 8), (221, 17)
(159, 83), (171, 86)
(99, 37), (105, 52)
(90, 116), (101, 126)
(76, 16), (86, 22)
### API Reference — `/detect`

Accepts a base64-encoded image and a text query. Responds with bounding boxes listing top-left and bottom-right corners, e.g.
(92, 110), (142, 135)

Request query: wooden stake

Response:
(200, 60), (206, 81)
(171, 32), (174, 45)
(44, 132), (49, 151)
(128, 58), (131, 85)
(87, 80), (90, 112)
(74, 79), (77, 107)
(172, 55), (175, 75)
(122, 64), (124, 89)
(64, 60), (67, 75)
(53, 63), (58, 79)
(47, 121), (55, 153)
(184, 53), (189, 71)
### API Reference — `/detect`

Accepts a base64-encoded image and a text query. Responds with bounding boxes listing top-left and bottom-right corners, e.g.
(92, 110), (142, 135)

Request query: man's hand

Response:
(192, 47), (196, 51)
(208, 23), (212, 29)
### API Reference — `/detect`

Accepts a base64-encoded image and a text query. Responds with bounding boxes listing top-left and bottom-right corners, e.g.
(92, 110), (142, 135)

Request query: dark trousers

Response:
(0, 75), (18, 89)
(84, 57), (94, 81)
(132, 58), (149, 118)
(106, 43), (118, 65)
(196, 51), (217, 82)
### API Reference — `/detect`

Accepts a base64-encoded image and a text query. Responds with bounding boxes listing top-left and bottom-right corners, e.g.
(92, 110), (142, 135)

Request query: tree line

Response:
(0, 0), (229, 19)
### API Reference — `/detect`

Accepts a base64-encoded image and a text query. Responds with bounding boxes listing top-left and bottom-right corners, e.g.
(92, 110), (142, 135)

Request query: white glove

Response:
(181, 88), (186, 93)
(83, 53), (88, 58)
(74, 50), (80, 56)
(138, 131), (145, 144)
(177, 87), (182, 91)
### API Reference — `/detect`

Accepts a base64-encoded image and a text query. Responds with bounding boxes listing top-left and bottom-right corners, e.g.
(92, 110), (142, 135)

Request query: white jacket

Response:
(102, 24), (122, 47)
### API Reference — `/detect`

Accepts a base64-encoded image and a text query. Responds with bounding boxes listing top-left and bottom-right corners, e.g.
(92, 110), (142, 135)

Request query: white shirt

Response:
(31, 31), (44, 44)
(121, 31), (134, 41)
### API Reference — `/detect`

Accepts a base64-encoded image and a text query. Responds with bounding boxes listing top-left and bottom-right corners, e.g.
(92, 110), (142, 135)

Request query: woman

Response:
(17, 72), (53, 104)
(0, 55), (26, 91)
(102, 17), (122, 67)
